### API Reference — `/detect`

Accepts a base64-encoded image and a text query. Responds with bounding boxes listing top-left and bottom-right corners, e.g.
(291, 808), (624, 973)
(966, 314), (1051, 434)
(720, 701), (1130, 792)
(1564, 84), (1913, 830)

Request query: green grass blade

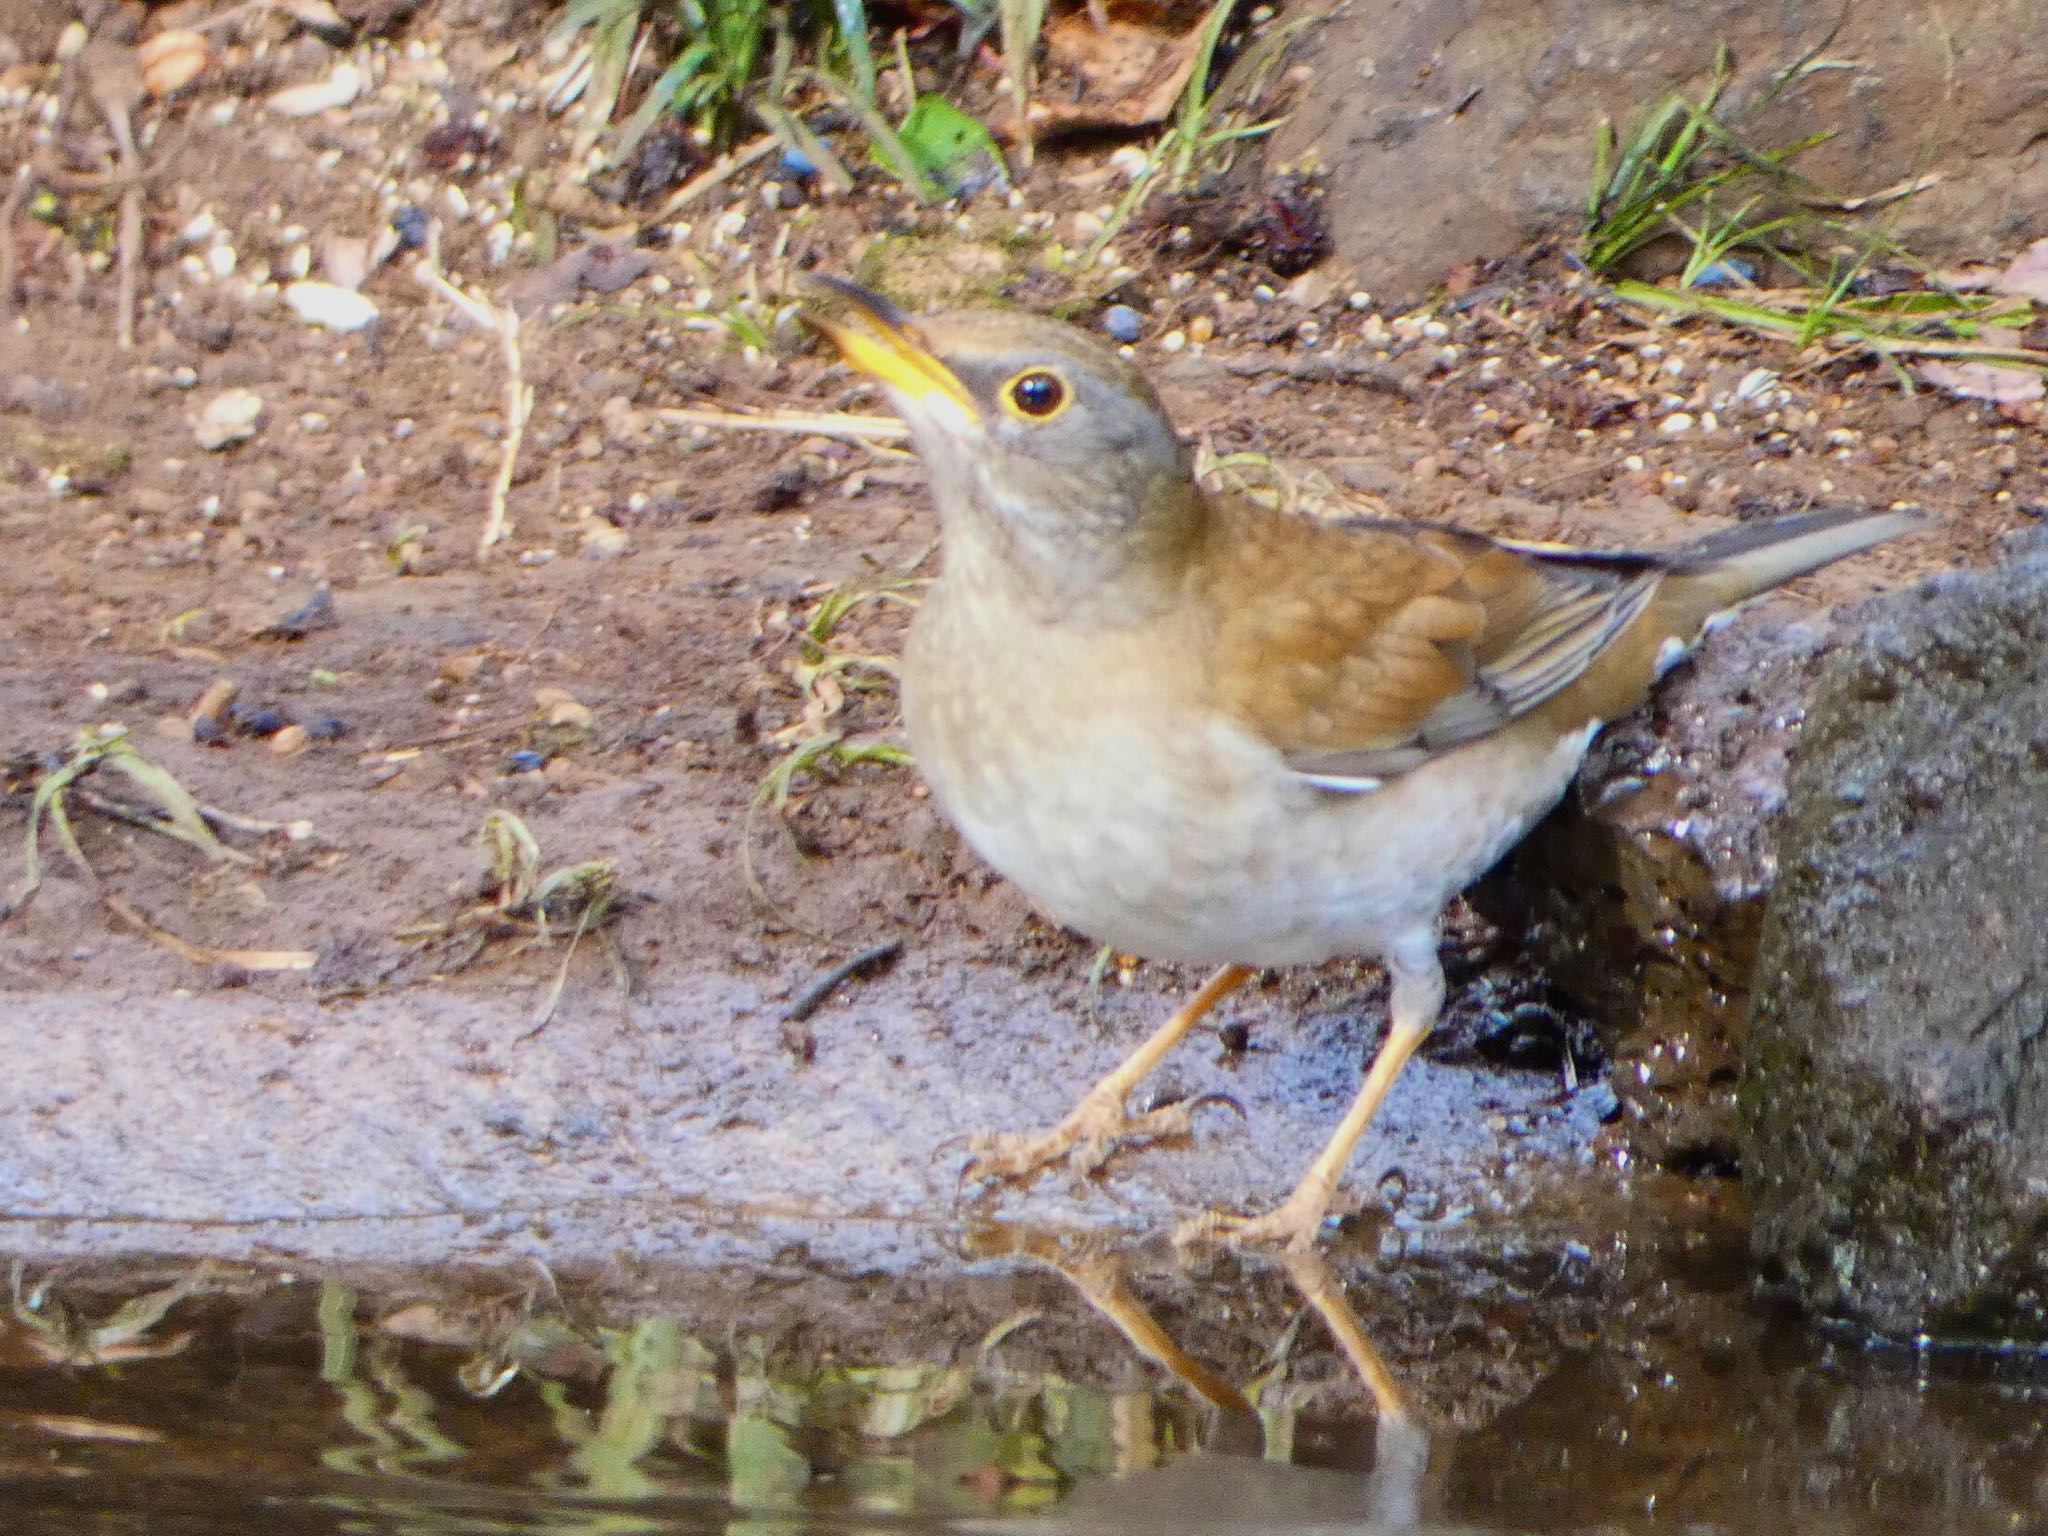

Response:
(832, 0), (877, 104)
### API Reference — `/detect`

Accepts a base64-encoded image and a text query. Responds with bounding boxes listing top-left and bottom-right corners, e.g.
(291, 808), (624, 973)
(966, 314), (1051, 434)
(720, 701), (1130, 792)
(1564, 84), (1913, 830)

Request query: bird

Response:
(802, 276), (1927, 1250)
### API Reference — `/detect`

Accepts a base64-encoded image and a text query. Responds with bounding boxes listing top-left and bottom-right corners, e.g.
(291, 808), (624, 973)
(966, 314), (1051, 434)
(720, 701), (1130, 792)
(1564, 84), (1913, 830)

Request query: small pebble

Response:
(391, 205), (430, 249)
(230, 704), (288, 738)
(285, 281), (379, 332)
(267, 61), (363, 117)
(508, 749), (547, 774)
(307, 717), (350, 742)
(195, 388), (264, 451)
(1659, 412), (1695, 436)
(1103, 305), (1142, 343)
(778, 146), (816, 179)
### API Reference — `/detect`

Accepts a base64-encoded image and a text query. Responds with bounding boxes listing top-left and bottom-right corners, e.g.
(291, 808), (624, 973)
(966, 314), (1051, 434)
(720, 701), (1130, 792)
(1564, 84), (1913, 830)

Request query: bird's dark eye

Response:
(1004, 369), (1068, 419)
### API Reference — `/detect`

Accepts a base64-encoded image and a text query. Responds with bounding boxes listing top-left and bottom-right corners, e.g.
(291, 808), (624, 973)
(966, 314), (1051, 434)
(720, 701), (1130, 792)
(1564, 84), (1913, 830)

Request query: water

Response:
(5, 1199), (2047, 1534)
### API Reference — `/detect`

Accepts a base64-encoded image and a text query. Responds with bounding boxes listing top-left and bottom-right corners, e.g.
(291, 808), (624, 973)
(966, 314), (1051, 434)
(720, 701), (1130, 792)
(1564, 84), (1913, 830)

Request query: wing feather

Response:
(1204, 501), (1665, 789)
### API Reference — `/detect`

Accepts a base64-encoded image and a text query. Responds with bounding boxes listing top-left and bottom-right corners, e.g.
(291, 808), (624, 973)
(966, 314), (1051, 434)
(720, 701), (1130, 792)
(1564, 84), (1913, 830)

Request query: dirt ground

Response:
(0, 2), (2034, 1276)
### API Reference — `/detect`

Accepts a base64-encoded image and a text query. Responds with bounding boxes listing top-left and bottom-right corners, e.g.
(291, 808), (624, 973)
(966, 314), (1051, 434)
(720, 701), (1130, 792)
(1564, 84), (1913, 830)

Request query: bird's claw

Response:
(1173, 1185), (1335, 1251)
(962, 1091), (1230, 1188)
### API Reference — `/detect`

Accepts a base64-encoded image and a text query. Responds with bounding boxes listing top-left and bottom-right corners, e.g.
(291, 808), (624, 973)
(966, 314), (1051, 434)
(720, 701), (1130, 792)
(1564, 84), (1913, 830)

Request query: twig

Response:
(101, 893), (316, 971)
(645, 134), (778, 226)
(1219, 351), (1423, 399)
(98, 92), (142, 351)
(0, 163), (28, 322)
(782, 938), (904, 1025)
(415, 258), (533, 558)
(655, 405), (909, 442)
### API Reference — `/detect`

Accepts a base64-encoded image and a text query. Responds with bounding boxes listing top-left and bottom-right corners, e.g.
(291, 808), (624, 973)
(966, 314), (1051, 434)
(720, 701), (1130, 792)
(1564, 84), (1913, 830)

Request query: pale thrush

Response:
(804, 277), (1926, 1249)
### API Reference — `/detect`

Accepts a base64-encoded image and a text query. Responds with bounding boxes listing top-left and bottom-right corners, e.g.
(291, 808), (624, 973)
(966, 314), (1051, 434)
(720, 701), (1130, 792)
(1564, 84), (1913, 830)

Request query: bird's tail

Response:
(1665, 505), (1933, 611)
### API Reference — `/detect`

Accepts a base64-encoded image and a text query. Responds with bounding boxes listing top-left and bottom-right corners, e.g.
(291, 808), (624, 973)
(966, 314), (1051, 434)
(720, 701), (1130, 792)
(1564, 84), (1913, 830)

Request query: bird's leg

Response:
(965, 963), (1254, 1183)
(1179, 932), (1445, 1249)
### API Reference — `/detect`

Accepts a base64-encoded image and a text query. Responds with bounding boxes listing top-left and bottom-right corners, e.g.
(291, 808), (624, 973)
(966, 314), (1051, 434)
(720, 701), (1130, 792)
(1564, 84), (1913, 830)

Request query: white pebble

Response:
(1160, 330), (1186, 352)
(195, 388), (264, 451)
(206, 245), (237, 279)
(1348, 290), (1373, 310)
(1659, 412), (1695, 435)
(267, 61), (363, 117)
(1421, 319), (1450, 341)
(285, 280), (380, 332)
(1107, 146), (1149, 180)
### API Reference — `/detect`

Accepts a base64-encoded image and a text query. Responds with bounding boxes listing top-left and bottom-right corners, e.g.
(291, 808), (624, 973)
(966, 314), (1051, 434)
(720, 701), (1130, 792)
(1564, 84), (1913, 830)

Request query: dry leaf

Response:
(1991, 238), (2048, 304)
(138, 30), (209, 99)
(1917, 359), (2046, 404)
(1032, 13), (1204, 132)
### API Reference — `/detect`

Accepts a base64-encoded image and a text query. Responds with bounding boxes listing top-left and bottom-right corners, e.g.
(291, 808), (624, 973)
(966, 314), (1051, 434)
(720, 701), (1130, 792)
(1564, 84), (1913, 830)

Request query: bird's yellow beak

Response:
(802, 277), (977, 422)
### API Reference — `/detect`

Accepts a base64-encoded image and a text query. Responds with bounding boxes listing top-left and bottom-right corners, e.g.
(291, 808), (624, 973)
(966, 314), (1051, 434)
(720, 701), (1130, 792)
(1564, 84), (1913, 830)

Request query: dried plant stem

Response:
(655, 405), (908, 441)
(102, 104), (141, 350)
(483, 308), (532, 557)
(647, 134), (778, 225)
(415, 260), (533, 558)
(0, 164), (27, 321)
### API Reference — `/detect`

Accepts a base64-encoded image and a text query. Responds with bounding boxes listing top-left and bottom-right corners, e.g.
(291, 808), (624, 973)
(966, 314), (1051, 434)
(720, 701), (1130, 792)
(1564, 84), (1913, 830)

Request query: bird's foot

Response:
(1174, 1180), (1336, 1252)
(965, 1089), (1226, 1186)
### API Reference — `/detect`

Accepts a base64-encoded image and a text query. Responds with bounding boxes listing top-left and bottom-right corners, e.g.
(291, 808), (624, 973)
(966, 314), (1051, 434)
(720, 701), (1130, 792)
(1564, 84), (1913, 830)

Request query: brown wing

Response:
(1202, 498), (1663, 787)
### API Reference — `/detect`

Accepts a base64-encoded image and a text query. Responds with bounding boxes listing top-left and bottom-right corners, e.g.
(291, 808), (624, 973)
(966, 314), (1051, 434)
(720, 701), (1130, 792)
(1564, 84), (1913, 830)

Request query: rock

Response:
(284, 281), (380, 332)
(1274, 0), (2048, 302)
(266, 60), (364, 117)
(1472, 613), (1841, 1172)
(1742, 534), (2048, 1340)
(195, 388), (264, 451)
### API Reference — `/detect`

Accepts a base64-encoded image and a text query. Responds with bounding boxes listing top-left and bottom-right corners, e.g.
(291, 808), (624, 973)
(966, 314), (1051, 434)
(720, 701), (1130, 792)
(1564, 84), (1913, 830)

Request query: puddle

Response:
(5, 1192), (2047, 1534)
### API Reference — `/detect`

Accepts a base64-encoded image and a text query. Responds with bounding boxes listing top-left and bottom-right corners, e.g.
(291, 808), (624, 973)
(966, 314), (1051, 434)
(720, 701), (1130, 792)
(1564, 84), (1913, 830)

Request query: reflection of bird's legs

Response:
(1278, 1248), (1429, 1528)
(1276, 1248), (1411, 1427)
(1182, 932), (1443, 1249)
(966, 964), (1254, 1183)
(990, 1225), (1257, 1429)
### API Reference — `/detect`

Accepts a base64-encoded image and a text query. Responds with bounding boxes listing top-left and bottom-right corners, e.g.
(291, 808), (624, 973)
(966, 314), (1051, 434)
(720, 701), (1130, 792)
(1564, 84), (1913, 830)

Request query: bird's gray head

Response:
(804, 278), (1198, 604)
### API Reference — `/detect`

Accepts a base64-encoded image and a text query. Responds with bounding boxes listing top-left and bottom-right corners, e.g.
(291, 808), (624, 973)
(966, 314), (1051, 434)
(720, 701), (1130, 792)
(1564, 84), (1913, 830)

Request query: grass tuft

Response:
(1583, 43), (2045, 385)
(399, 811), (628, 1033)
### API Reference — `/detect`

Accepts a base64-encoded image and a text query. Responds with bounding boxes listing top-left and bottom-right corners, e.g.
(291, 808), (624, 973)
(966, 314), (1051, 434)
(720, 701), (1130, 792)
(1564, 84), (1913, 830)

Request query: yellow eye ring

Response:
(1001, 368), (1071, 422)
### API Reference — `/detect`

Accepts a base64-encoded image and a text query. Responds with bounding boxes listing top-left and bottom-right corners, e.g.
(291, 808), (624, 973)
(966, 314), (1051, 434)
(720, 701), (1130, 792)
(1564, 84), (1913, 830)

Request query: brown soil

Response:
(0, 2), (2033, 1274)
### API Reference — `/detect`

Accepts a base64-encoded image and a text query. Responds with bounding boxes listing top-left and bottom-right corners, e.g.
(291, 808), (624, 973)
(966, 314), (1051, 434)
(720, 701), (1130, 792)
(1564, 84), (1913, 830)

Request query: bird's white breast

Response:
(903, 589), (1597, 970)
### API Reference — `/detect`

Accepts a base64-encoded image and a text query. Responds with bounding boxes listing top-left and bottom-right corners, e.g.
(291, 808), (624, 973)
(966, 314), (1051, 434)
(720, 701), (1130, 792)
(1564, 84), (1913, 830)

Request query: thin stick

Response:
(415, 259), (533, 557)
(102, 893), (316, 971)
(655, 405), (909, 441)
(0, 163), (28, 321)
(646, 134), (777, 225)
(482, 307), (530, 556)
(782, 938), (904, 1024)
(102, 102), (141, 351)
